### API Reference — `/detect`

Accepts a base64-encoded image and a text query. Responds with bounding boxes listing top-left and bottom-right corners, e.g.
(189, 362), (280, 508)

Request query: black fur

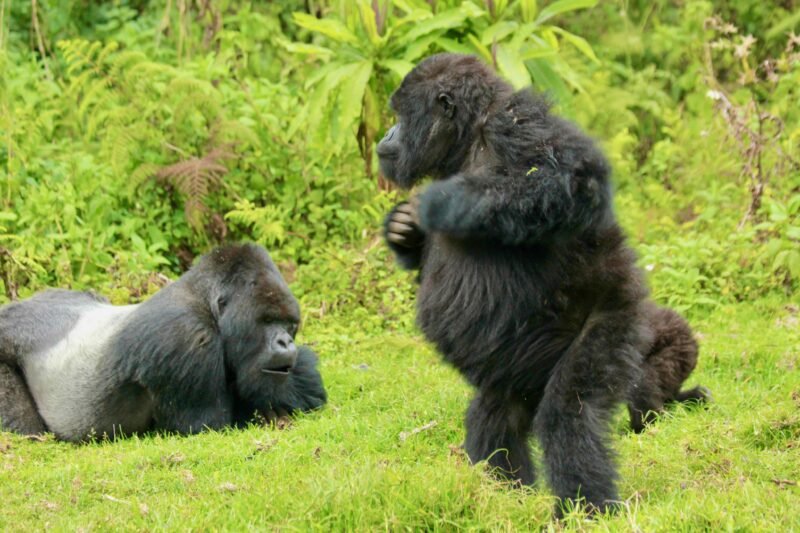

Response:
(629, 302), (710, 433)
(0, 244), (327, 441)
(378, 54), (705, 516)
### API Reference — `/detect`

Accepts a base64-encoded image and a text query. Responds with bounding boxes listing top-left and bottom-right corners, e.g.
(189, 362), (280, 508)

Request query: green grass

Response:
(1, 299), (798, 531)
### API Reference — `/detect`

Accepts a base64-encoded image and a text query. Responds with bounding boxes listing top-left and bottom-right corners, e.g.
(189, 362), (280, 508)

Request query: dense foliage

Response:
(0, 0), (798, 320)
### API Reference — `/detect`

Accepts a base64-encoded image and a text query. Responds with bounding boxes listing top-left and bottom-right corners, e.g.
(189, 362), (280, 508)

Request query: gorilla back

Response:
(0, 244), (327, 441)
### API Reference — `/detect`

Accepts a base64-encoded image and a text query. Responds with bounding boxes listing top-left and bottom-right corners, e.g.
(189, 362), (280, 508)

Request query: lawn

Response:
(1, 298), (798, 531)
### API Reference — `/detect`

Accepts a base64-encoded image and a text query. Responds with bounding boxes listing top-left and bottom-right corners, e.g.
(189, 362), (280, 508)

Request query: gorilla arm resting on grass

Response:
(0, 244), (326, 442)
(379, 54), (707, 516)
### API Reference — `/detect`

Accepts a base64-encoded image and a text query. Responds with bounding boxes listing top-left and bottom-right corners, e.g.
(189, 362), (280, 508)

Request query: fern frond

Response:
(154, 147), (235, 232)
(129, 163), (161, 191)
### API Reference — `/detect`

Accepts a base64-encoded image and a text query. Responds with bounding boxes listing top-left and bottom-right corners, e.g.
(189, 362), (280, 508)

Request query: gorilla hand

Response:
(383, 199), (425, 271)
(386, 200), (423, 248)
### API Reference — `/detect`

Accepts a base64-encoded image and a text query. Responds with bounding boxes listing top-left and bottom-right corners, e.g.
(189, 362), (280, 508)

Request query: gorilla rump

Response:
(379, 54), (706, 514)
(0, 244), (327, 442)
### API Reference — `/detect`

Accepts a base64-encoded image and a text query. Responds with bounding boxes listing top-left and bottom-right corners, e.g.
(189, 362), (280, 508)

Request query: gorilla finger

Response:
(408, 195), (422, 224)
(391, 211), (416, 225)
(388, 221), (415, 235)
(387, 230), (410, 245)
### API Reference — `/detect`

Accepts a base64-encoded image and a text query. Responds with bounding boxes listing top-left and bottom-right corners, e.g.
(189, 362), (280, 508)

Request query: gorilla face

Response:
(201, 245), (302, 408)
(377, 54), (500, 189)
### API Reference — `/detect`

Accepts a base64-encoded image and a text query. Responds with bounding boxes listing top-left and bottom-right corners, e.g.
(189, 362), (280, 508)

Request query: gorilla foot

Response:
(674, 385), (712, 404)
(554, 497), (623, 520)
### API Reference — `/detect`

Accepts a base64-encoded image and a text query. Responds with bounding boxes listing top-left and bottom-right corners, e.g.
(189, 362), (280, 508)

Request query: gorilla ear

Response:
(210, 293), (227, 322)
(438, 93), (455, 119)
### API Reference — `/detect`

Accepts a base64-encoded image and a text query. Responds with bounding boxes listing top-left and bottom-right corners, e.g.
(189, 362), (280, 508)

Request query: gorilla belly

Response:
(417, 236), (578, 393)
(22, 304), (153, 440)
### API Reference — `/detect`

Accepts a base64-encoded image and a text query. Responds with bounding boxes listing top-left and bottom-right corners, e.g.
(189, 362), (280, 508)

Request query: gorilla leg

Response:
(0, 363), (46, 435)
(627, 366), (664, 434)
(464, 392), (535, 486)
(534, 311), (642, 516)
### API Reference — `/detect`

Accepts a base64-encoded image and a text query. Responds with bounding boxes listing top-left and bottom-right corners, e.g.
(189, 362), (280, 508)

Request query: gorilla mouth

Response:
(262, 365), (292, 376)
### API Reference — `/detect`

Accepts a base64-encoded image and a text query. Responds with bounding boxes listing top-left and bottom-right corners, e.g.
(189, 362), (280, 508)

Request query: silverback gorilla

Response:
(378, 54), (707, 515)
(0, 244), (327, 441)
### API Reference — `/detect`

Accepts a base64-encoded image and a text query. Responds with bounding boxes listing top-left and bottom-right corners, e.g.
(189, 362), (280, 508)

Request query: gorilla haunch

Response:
(0, 243), (327, 441)
(379, 54), (707, 516)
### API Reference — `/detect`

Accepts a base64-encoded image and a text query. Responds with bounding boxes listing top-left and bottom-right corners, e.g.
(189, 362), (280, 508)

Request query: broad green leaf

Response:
(541, 27), (560, 49)
(550, 26), (599, 63)
(358, 1), (381, 46)
(280, 40), (334, 58)
(289, 62), (359, 138)
(402, 33), (442, 61)
(380, 59), (415, 80)
(519, 42), (557, 60)
(480, 21), (519, 45)
(458, 1), (487, 18)
(393, 0), (435, 14)
(495, 45), (531, 89)
(551, 57), (587, 94)
(336, 61), (373, 137)
(465, 34), (493, 63)
(292, 12), (358, 44)
(535, 0), (597, 26)
(436, 37), (476, 55)
(769, 201), (788, 222)
(519, 0), (538, 23)
(526, 57), (571, 103)
(397, 8), (467, 47)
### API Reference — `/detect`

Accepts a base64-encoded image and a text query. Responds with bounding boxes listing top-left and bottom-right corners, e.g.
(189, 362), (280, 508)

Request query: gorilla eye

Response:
(438, 93), (455, 118)
(216, 296), (227, 312)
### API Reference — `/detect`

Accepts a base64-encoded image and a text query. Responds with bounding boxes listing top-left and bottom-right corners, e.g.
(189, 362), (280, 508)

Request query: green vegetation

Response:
(1, 0), (798, 529)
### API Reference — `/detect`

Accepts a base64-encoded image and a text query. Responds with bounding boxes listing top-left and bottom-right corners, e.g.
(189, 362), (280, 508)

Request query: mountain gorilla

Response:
(0, 244), (327, 442)
(378, 54), (706, 515)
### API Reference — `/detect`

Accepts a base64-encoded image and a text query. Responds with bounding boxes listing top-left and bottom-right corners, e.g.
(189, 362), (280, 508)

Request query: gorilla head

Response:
(191, 244), (308, 415)
(377, 54), (510, 188)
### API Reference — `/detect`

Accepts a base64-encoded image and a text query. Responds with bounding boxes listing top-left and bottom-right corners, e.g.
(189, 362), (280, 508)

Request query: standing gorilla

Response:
(378, 54), (705, 515)
(0, 244), (327, 442)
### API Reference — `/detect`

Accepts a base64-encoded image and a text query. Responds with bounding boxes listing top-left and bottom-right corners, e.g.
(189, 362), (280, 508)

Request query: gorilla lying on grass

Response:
(378, 54), (708, 515)
(0, 243), (327, 441)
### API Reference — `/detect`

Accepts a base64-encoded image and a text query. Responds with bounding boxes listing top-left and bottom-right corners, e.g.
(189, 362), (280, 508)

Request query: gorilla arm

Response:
(416, 114), (614, 246)
(417, 164), (612, 246)
(111, 304), (234, 434)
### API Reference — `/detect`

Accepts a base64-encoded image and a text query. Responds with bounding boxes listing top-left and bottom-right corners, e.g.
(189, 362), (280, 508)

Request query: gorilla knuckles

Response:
(0, 244), (326, 442)
(379, 54), (706, 516)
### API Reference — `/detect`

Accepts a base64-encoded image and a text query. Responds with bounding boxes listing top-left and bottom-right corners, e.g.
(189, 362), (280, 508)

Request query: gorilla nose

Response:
(377, 125), (398, 157)
(382, 125), (397, 141)
(262, 332), (297, 376)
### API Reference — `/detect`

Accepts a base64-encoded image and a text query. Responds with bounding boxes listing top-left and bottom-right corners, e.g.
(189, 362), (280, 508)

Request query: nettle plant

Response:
(285, 0), (600, 186)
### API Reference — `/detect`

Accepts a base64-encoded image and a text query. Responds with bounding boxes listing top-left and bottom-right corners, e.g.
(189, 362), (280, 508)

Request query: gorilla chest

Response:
(416, 237), (579, 360)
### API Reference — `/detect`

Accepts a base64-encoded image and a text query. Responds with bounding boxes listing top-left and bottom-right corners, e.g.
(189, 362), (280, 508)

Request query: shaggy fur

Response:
(378, 54), (705, 516)
(0, 244), (327, 441)
(630, 303), (709, 433)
